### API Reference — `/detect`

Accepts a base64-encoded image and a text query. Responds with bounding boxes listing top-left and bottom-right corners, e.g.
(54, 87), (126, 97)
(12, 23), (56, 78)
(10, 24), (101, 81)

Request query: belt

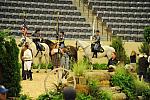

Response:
(24, 60), (32, 61)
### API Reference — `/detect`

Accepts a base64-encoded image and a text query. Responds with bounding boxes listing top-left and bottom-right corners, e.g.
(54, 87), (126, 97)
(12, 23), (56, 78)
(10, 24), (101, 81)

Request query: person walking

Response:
(138, 54), (149, 81)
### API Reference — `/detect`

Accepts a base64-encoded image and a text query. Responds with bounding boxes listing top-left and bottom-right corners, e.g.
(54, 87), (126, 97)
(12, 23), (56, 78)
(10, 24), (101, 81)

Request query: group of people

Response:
(129, 50), (150, 82)
(20, 26), (71, 80)
(50, 31), (70, 69)
(107, 49), (150, 82)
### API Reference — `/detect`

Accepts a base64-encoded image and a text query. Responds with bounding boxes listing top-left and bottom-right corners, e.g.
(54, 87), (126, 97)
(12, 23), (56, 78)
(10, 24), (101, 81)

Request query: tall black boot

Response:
(27, 70), (30, 79)
(92, 52), (95, 58)
(23, 70), (27, 80)
(95, 52), (97, 58)
(22, 61), (24, 79)
(29, 70), (33, 81)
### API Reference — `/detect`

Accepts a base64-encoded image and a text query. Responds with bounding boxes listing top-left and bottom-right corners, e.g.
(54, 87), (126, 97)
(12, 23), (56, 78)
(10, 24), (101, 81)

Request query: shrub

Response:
(0, 31), (21, 97)
(98, 90), (112, 100)
(18, 94), (32, 100)
(88, 80), (99, 98)
(37, 91), (63, 100)
(88, 80), (113, 100)
(134, 80), (150, 96)
(76, 93), (92, 100)
(32, 63), (53, 69)
(111, 67), (136, 100)
(73, 60), (88, 76)
(144, 26), (150, 44)
(92, 63), (108, 70)
(111, 37), (129, 64)
(139, 42), (150, 56)
(142, 88), (150, 100)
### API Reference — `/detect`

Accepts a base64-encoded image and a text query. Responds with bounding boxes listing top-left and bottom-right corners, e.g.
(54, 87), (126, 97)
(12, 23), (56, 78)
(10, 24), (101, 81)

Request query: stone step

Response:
(101, 86), (127, 100)
(75, 84), (127, 100)
(85, 70), (111, 81)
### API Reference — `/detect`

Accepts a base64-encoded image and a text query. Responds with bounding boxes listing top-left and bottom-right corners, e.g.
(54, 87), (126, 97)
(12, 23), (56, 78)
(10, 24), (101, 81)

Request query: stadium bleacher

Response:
(84, 0), (150, 41)
(0, 0), (92, 38)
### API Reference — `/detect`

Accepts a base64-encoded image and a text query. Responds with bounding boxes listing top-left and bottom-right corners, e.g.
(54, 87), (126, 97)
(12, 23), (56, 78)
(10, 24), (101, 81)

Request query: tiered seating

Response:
(0, 0), (92, 38)
(85, 0), (150, 40)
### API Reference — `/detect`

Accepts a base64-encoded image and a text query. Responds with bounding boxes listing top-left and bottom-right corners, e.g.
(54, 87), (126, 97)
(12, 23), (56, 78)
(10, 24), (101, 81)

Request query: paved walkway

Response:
(21, 69), (50, 99)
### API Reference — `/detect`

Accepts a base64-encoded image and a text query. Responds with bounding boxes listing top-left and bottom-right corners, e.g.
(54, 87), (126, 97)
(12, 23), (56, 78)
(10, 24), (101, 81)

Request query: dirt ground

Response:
(16, 37), (142, 98)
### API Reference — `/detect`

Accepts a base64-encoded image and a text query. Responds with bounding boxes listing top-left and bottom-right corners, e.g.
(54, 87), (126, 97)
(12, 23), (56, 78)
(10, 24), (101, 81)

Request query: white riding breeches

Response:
(24, 61), (32, 70)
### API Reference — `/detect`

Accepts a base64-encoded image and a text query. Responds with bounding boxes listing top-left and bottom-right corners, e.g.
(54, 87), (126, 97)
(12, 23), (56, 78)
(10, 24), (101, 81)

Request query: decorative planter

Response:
(75, 76), (87, 85)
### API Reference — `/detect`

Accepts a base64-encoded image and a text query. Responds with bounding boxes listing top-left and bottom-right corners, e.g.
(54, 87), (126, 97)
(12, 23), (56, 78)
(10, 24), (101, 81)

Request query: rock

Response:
(85, 70), (111, 81)
(99, 80), (110, 87)
(112, 93), (126, 100)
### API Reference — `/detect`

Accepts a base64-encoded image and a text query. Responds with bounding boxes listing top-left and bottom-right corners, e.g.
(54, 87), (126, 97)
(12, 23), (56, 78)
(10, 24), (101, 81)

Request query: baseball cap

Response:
(0, 85), (8, 93)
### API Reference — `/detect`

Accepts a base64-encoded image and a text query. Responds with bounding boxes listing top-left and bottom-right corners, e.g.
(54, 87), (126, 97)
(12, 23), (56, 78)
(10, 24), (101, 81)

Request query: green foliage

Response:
(87, 80), (113, 100)
(88, 80), (99, 98)
(36, 93), (50, 100)
(134, 79), (150, 96)
(37, 91), (63, 100)
(111, 67), (136, 100)
(73, 60), (88, 76)
(92, 63), (108, 70)
(18, 94), (32, 100)
(98, 90), (112, 100)
(144, 26), (150, 44)
(32, 63), (53, 69)
(0, 30), (8, 42)
(139, 42), (150, 56)
(76, 93), (92, 100)
(111, 37), (129, 64)
(0, 31), (21, 97)
(142, 88), (150, 100)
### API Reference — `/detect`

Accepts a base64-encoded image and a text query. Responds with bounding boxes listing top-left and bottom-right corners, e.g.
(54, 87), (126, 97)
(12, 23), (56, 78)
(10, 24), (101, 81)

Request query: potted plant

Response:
(73, 60), (88, 85)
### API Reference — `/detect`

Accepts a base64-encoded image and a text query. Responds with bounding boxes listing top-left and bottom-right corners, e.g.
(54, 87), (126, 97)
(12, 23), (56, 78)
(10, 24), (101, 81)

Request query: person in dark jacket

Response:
(63, 86), (76, 100)
(107, 52), (118, 66)
(108, 52), (118, 72)
(130, 50), (137, 72)
(92, 30), (101, 58)
(59, 31), (65, 48)
(138, 54), (149, 81)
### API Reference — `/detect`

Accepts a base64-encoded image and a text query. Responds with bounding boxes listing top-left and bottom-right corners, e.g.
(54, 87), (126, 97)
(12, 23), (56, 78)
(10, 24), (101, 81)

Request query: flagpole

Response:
(56, 12), (59, 41)
(90, 16), (96, 41)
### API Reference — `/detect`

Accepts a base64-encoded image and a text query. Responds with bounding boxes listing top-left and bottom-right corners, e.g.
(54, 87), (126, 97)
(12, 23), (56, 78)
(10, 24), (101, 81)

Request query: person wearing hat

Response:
(0, 85), (8, 100)
(21, 26), (28, 37)
(63, 86), (76, 100)
(92, 30), (102, 58)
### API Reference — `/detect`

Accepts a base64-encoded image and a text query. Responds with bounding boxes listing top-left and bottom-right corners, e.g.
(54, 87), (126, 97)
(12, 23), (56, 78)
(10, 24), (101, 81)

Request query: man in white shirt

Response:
(22, 42), (33, 80)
